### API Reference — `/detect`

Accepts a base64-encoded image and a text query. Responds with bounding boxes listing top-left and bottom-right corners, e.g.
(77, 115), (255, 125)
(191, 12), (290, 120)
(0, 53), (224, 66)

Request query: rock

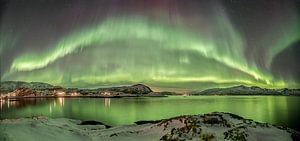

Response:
(157, 112), (299, 141)
(79, 120), (105, 125)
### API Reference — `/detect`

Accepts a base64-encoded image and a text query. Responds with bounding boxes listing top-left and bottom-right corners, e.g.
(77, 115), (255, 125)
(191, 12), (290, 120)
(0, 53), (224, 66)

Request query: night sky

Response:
(0, 0), (299, 90)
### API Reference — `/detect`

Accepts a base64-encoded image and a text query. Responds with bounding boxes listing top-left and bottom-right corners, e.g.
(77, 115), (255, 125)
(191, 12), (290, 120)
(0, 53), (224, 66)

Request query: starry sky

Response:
(0, 0), (299, 90)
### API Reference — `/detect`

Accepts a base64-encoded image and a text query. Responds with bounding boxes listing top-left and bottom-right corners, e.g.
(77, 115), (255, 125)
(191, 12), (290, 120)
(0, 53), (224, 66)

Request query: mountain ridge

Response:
(190, 85), (300, 96)
(1, 81), (300, 96)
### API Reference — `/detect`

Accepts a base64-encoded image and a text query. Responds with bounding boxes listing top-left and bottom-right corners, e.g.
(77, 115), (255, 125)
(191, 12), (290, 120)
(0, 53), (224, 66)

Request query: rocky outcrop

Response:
(158, 112), (299, 141)
(0, 112), (298, 141)
(191, 85), (300, 96)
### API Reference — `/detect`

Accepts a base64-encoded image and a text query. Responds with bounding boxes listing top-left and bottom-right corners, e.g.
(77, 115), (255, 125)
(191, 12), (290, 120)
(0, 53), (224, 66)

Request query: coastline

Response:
(0, 94), (168, 100)
(1, 94), (299, 101)
(1, 82), (300, 100)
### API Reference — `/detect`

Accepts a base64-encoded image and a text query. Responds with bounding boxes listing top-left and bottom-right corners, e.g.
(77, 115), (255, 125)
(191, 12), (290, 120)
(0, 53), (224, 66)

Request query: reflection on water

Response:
(1, 98), (53, 109)
(104, 98), (111, 107)
(58, 97), (64, 107)
(1, 96), (300, 131)
(49, 104), (52, 114)
(0, 99), (3, 110)
(48, 97), (65, 114)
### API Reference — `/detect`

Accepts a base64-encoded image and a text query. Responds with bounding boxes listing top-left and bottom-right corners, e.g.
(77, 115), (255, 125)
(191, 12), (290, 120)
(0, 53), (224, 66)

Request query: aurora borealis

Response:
(0, 0), (300, 90)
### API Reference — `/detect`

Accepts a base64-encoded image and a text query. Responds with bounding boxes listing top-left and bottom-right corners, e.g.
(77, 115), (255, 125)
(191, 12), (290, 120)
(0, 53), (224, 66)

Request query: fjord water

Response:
(1, 96), (300, 130)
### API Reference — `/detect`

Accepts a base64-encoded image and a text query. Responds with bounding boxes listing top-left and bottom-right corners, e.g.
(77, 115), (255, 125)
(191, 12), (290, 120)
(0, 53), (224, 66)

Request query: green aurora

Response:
(1, 0), (300, 90)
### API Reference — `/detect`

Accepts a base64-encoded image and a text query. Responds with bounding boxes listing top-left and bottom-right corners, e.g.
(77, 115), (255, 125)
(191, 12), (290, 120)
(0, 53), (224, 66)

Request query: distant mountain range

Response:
(1, 81), (300, 97)
(190, 85), (300, 96)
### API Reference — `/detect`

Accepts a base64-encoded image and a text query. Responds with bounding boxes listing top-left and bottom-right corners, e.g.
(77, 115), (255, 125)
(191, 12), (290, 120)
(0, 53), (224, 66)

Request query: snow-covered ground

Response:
(1, 112), (299, 141)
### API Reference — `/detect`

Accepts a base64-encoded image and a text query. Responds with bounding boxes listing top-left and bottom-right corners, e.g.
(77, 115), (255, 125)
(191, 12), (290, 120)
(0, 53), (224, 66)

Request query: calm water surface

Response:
(1, 96), (300, 130)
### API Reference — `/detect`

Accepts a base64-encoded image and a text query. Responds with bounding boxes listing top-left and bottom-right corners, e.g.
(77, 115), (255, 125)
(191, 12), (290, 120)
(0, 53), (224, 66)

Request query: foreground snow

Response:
(0, 112), (299, 141)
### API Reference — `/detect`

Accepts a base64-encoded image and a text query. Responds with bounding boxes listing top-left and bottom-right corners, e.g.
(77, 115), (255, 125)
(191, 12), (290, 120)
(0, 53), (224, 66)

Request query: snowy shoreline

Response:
(1, 112), (299, 141)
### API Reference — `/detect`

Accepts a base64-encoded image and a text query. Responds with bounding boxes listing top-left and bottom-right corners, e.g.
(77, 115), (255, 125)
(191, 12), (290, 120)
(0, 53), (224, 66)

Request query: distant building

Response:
(101, 91), (111, 96)
(54, 86), (66, 97)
